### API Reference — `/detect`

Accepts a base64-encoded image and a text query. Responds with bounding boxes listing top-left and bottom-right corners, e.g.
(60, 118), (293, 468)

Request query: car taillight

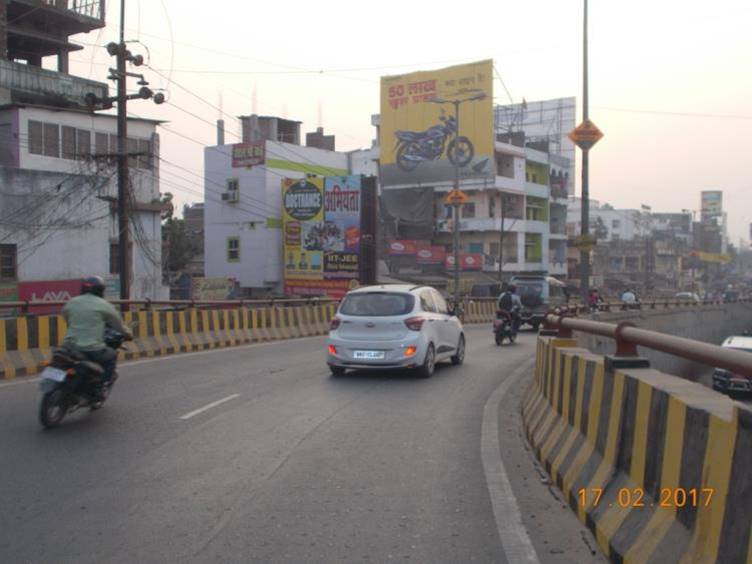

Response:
(404, 317), (425, 331)
(330, 317), (341, 330)
(404, 346), (417, 357)
(328, 345), (337, 356)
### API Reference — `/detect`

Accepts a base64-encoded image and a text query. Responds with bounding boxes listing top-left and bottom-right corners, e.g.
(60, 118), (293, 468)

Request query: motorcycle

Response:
(38, 328), (130, 429)
(394, 112), (474, 172)
(493, 308), (519, 346)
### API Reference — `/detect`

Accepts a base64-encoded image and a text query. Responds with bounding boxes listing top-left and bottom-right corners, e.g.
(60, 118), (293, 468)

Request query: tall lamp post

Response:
(431, 92), (486, 308)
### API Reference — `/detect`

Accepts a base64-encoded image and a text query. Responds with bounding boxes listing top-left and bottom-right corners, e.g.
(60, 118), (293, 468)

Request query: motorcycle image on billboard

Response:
(379, 60), (495, 187)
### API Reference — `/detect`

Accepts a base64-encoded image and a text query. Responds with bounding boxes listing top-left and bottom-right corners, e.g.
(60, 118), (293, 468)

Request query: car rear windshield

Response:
(339, 292), (415, 316)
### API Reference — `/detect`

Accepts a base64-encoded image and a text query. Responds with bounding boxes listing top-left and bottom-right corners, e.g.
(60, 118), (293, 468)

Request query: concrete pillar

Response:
(57, 50), (69, 73)
(0, 1), (7, 61)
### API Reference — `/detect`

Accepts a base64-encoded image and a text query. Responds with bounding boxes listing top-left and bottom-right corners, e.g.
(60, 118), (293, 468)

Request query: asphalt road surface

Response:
(0, 325), (603, 563)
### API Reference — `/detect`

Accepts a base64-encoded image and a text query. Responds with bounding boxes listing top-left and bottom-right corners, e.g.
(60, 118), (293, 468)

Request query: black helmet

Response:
(81, 276), (106, 298)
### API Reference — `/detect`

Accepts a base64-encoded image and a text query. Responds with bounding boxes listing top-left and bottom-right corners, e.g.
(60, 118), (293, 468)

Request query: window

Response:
(489, 242), (500, 258)
(227, 178), (239, 192)
(443, 205), (453, 219)
(77, 129), (91, 159)
(419, 291), (437, 313)
(62, 126), (76, 159)
(227, 237), (240, 262)
(340, 292), (415, 316)
(525, 233), (543, 262)
(612, 219), (621, 229)
(462, 202), (475, 218)
(28, 121), (43, 155)
(431, 290), (449, 314)
(43, 123), (59, 157)
(489, 196), (496, 218)
(526, 197), (549, 221)
(137, 139), (151, 169)
(0, 244), (17, 280)
(95, 132), (108, 157)
(109, 243), (120, 274)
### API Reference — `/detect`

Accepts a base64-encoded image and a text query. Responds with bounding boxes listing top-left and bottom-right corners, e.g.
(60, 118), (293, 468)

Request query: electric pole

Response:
(116, 0), (129, 302)
(580, 0), (590, 303)
(498, 193), (506, 282)
(86, 0), (165, 306)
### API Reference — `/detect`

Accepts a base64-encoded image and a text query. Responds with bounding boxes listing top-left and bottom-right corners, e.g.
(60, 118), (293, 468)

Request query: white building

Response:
(0, 1), (166, 300)
(0, 104), (166, 298)
(566, 198), (648, 242)
(204, 116), (350, 296)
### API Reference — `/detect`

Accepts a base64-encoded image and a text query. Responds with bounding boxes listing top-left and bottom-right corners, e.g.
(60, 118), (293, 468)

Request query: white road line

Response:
(481, 359), (540, 564)
(179, 394), (240, 420)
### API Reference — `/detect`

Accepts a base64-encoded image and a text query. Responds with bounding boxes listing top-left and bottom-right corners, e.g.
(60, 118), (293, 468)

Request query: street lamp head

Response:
(430, 97), (448, 104)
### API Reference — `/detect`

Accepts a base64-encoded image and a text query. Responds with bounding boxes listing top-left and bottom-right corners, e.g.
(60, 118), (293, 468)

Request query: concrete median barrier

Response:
(522, 336), (752, 563)
(0, 303), (340, 380)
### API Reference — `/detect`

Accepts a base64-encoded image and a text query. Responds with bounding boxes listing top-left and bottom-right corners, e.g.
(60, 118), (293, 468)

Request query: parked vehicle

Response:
(38, 328), (129, 429)
(712, 336), (752, 395)
(326, 285), (465, 378)
(394, 112), (474, 172)
(509, 275), (568, 331)
(674, 292), (701, 303)
(493, 309), (518, 345)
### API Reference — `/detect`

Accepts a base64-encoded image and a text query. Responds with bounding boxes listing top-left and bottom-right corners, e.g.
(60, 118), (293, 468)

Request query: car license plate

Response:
(41, 366), (67, 383)
(353, 350), (385, 360)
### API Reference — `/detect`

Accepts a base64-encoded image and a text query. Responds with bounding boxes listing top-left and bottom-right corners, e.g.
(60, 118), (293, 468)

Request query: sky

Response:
(64, 0), (752, 243)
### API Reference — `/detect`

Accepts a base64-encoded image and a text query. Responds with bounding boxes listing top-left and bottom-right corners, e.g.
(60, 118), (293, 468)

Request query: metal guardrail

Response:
(542, 307), (752, 378)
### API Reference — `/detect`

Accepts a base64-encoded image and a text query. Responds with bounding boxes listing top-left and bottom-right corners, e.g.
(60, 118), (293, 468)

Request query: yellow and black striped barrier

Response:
(522, 336), (752, 563)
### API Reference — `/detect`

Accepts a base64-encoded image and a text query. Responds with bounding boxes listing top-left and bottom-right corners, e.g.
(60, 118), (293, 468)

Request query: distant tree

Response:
(601, 203), (614, 211)
(594, 216), (609, 240)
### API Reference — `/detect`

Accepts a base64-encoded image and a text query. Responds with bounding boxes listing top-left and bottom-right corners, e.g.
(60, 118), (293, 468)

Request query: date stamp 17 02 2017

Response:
(577, 487), (715, 509)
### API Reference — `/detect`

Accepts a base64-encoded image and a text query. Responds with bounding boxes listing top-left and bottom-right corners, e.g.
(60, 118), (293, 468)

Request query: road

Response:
(0, 325), (603, 563)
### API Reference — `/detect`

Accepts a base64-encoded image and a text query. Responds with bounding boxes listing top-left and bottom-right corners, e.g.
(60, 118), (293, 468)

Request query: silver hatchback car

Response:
(326, 285), (465, 377)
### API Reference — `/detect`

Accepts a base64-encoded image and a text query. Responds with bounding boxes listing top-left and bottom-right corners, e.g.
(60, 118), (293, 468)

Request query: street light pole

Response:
(452, 99), (461, 307)
(579, 0), (591, 302)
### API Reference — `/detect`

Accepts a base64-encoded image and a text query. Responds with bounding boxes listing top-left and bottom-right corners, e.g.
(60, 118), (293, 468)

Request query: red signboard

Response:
(284, 278), (356, 300)
(445, 253), (483, 271)
(388, 240), (418, 256)
(232, 140), (265, 168)
(416, 246), (447, 265)
(18, 279), (81, 314)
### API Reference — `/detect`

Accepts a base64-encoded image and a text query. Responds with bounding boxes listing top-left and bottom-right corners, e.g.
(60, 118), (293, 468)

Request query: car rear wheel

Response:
(417, 344), (435, 378)
(329, 365), (346, 377)
(451, 335), (465, 365)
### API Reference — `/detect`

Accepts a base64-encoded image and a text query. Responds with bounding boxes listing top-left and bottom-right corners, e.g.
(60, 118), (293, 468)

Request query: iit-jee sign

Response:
(568, 119), (604, 151)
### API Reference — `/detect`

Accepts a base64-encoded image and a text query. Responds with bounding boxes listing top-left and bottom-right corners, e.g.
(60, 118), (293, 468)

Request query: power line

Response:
(594, 106), (752, 120)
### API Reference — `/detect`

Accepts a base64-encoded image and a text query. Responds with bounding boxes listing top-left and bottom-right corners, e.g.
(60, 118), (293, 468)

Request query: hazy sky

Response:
(66, 0), (752, 242)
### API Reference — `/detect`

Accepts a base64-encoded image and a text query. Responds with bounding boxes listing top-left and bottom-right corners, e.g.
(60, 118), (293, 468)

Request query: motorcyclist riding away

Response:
(497, 284), (523, 332)
(62, 276), (132, 390)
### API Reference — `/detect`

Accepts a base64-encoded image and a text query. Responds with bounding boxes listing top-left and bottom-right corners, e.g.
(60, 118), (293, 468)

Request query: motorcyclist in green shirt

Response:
(62, 276), (132, 387)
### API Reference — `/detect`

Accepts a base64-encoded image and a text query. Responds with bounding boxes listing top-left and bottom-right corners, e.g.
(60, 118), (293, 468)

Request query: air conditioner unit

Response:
(222, 191), (239, 203)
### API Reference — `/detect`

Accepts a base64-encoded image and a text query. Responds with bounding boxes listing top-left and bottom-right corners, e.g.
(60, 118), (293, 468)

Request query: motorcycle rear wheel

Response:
(396, 142), (421, 172)
(495, 332), (503, 346)
(447, 137), (474, 167)
(40, 389), (67, 429)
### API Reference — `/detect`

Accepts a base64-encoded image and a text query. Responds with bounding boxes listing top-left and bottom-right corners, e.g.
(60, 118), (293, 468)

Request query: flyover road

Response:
(0, 325), (603, 563)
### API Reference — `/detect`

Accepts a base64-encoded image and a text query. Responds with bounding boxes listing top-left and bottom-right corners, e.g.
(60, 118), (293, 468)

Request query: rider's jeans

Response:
(80, 348), (117, 381)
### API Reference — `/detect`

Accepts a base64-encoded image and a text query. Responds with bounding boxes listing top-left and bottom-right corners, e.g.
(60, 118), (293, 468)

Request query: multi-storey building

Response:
(0, 0), (166, 302)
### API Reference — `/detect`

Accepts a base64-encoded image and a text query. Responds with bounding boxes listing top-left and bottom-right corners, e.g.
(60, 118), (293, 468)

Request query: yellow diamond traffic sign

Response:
(445, 188), (469, 206)
(568, 119), (604, 151)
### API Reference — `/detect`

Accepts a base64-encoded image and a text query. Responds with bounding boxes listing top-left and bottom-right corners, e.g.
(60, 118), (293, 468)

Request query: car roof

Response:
(722, 336), (752, 349)
(347, 284), (427, 295)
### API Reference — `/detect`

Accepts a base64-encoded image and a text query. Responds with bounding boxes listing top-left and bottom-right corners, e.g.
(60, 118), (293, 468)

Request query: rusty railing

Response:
(542, 309), (752, 378)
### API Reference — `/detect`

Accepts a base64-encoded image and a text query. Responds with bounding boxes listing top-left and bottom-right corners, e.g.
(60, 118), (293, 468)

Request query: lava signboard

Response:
(18, 279), (82, 314)
(232, 140), (265, 168)
(568, 119), (604, 150)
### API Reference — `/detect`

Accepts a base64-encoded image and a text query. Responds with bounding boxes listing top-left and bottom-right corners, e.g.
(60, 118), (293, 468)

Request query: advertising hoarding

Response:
(283, 176), (364, 299)
(191, 277), (237, 300)
(18, 279), (81, 314)
(700, 191), (722, 224)
(416, 246), (447, 265)
(379, 60), (494, 187)
(232, 141), (265, 168)
(445, 253), (483, 271)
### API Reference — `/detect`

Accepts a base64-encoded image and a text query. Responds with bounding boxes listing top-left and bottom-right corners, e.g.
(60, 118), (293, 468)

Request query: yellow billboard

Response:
(380, 60), (494, 187)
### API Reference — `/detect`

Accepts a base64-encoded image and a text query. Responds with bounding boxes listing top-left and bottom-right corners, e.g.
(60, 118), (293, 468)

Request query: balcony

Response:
(12, 1), (104, 25)
(0, 59), (108, 108)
